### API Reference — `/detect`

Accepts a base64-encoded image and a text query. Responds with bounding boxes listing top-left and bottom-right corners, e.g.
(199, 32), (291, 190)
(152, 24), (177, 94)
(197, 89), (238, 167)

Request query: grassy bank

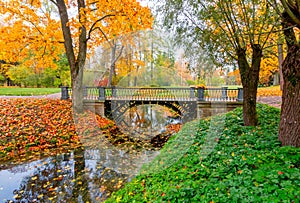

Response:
(0, 87), (60, 96)
(106, 104), (300, 202)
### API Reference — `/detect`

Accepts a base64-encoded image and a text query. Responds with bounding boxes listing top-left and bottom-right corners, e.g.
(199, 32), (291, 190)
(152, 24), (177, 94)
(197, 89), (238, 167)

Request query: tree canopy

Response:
(157, 0), (281, 126)
(0, 0), (153, 111)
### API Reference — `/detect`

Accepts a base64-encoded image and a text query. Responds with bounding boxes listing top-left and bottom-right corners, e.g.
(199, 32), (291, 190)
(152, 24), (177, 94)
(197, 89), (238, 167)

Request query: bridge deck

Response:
(61, 86), (243, 102)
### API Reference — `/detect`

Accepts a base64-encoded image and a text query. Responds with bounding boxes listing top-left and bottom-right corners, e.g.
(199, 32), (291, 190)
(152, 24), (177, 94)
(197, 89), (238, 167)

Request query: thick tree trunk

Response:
(56, 0), (87, 114)
(71, 63), (84, 114)
(278, 45), (300, 147)
(237, 45), (262, 126)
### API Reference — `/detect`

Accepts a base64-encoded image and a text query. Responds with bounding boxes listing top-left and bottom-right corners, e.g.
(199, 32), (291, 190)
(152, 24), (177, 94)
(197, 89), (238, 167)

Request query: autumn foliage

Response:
(257, 86), (282, 97)
(0, 99), (114, 162)
(0, 0), (153, 70)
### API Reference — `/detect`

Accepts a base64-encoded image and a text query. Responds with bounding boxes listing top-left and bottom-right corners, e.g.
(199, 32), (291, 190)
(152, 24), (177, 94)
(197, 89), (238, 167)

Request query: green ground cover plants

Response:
(0, 87), (60, 96)
(106, 104), (300, 203)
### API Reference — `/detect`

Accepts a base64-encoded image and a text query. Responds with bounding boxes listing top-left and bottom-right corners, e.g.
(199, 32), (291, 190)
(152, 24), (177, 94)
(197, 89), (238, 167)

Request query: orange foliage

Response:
(228, 57), (279, 86)
(257, 86), (282, 97)
(0, 2), (64, 69)
(0, 0), (153, 71)
(165, 124), (182, 134)
(0, 99), (115, 162)
(227, 69), (241, 85)
(259, 57), (278, 85)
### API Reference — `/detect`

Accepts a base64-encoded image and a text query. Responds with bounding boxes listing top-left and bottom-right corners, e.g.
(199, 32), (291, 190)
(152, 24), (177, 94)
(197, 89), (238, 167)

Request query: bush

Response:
(106, 104), (300, 203)
(0, 74), (5, 85)
(6, 65), (70, 87)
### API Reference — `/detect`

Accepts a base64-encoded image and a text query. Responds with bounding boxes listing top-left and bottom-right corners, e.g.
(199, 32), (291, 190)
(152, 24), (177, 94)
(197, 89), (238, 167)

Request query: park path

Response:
(0, 93), (61, 99)
(257, 96), (282, 109)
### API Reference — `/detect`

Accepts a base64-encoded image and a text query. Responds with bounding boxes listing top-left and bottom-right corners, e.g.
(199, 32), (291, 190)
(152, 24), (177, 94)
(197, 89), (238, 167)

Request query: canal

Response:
(0, 105), (181, 202)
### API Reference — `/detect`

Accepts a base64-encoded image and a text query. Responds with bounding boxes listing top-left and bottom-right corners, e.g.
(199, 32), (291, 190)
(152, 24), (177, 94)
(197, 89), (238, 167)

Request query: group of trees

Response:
(155, 0), (299, 146)
(0, 55), (70, 87)
(0, 0), (153, 112)
(83, 29), (179, 88)
(0, 0), (299, 146)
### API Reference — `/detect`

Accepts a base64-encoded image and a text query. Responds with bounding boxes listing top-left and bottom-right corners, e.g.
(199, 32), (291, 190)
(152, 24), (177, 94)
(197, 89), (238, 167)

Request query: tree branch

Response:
(49, 0), (58, 7)
(111, 45), (124, 66)
(296, 0), (300, 14)
(90, 27), (114, 48)
(239, 0), (254, 44)
(222, 0), (245, 47)
(281, 0), (300, 26)
(86, 14), (116, 42)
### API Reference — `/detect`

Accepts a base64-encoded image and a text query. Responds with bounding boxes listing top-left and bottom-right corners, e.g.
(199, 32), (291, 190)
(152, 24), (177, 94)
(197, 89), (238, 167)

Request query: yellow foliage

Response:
(259, 57), (278, 85)
(257, 86), (282, 97)
(228, 69), (241, 85)
(0, 0), (153, 74)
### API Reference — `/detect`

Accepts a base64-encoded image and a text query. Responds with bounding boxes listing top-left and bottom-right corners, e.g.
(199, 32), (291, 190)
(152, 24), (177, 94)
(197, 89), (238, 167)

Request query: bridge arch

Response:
(105, 100), (197, 124)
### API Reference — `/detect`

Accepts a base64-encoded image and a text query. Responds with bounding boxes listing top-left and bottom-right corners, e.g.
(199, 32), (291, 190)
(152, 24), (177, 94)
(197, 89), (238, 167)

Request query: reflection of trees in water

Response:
(88, 165), (129, 202)
(123, 105), (176, 140)
(4, 106), (182, 203)
(7, 152), (76, 202)
(5, 147), (130, 203)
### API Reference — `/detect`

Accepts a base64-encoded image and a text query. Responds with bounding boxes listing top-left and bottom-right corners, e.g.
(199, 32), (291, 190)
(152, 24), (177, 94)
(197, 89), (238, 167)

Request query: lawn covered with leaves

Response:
(0, 98), (115, 166)
(106, 104), (300, 203)
(257, 85), (282, 97)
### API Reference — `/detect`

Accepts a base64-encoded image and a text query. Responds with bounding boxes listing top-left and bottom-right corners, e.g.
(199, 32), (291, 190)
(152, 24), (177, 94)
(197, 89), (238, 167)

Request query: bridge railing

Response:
(61, 86), (243, 102)
(105, 87), (197, 101)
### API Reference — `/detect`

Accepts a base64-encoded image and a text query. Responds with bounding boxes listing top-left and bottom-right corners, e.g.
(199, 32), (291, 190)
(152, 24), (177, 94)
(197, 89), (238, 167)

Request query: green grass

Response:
(0, 87), (60, 96)
(106, 104), (300, 203)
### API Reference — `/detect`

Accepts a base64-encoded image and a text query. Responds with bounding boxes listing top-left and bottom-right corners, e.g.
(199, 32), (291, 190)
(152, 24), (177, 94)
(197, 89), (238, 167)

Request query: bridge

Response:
(61, 86), (243, 123)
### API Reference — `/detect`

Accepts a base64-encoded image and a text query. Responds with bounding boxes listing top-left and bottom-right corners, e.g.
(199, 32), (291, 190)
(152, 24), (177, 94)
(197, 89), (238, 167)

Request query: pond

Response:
(0, 105), (181, 203)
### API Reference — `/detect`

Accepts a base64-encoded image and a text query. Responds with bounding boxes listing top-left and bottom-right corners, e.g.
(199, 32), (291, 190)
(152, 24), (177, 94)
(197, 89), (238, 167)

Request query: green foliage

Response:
(186, 79), (196, 86)
(4, 54), (70, 87)
(7, 65), (33, 87)
(106, 104), (300, 202)
(210, 76), (226, 86)
(0, 74), (5, 85)
(6, 65), (70, 88)
(158, 0), (280, 67)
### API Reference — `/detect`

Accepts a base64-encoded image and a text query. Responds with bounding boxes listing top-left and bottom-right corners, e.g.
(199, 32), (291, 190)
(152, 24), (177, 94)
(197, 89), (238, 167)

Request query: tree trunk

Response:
(278, 45), (300, 147)
(108, 40), (117, 87)
(237, 45), (262, 126)
(56, 0), (87, 114)
(71, 63), (84, 114)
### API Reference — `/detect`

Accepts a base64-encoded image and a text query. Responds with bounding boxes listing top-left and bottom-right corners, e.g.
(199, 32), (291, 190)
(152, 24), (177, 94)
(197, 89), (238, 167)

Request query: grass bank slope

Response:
(106, 104), (300, 203)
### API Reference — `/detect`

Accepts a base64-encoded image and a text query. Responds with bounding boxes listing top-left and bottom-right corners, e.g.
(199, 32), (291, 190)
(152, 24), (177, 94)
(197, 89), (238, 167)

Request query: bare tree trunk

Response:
(278, 45), (300, 147)
(108, 40), (116, 87)
(237, 45), (262, 126)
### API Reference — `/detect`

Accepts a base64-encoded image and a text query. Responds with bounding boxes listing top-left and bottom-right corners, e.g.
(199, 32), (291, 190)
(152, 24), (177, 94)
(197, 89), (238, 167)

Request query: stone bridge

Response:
(61, 86), (243, 123)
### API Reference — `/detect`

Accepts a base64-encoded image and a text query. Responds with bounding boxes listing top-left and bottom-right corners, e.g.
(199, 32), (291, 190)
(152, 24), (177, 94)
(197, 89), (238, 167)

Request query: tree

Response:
(182, 46), (217, 85)
(0, 0), (153, 113)
(157, 0), (280, 126)
(259, 57), (279, 86)
(277, 0), (300, 146)
(95, 28), (177, 87)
